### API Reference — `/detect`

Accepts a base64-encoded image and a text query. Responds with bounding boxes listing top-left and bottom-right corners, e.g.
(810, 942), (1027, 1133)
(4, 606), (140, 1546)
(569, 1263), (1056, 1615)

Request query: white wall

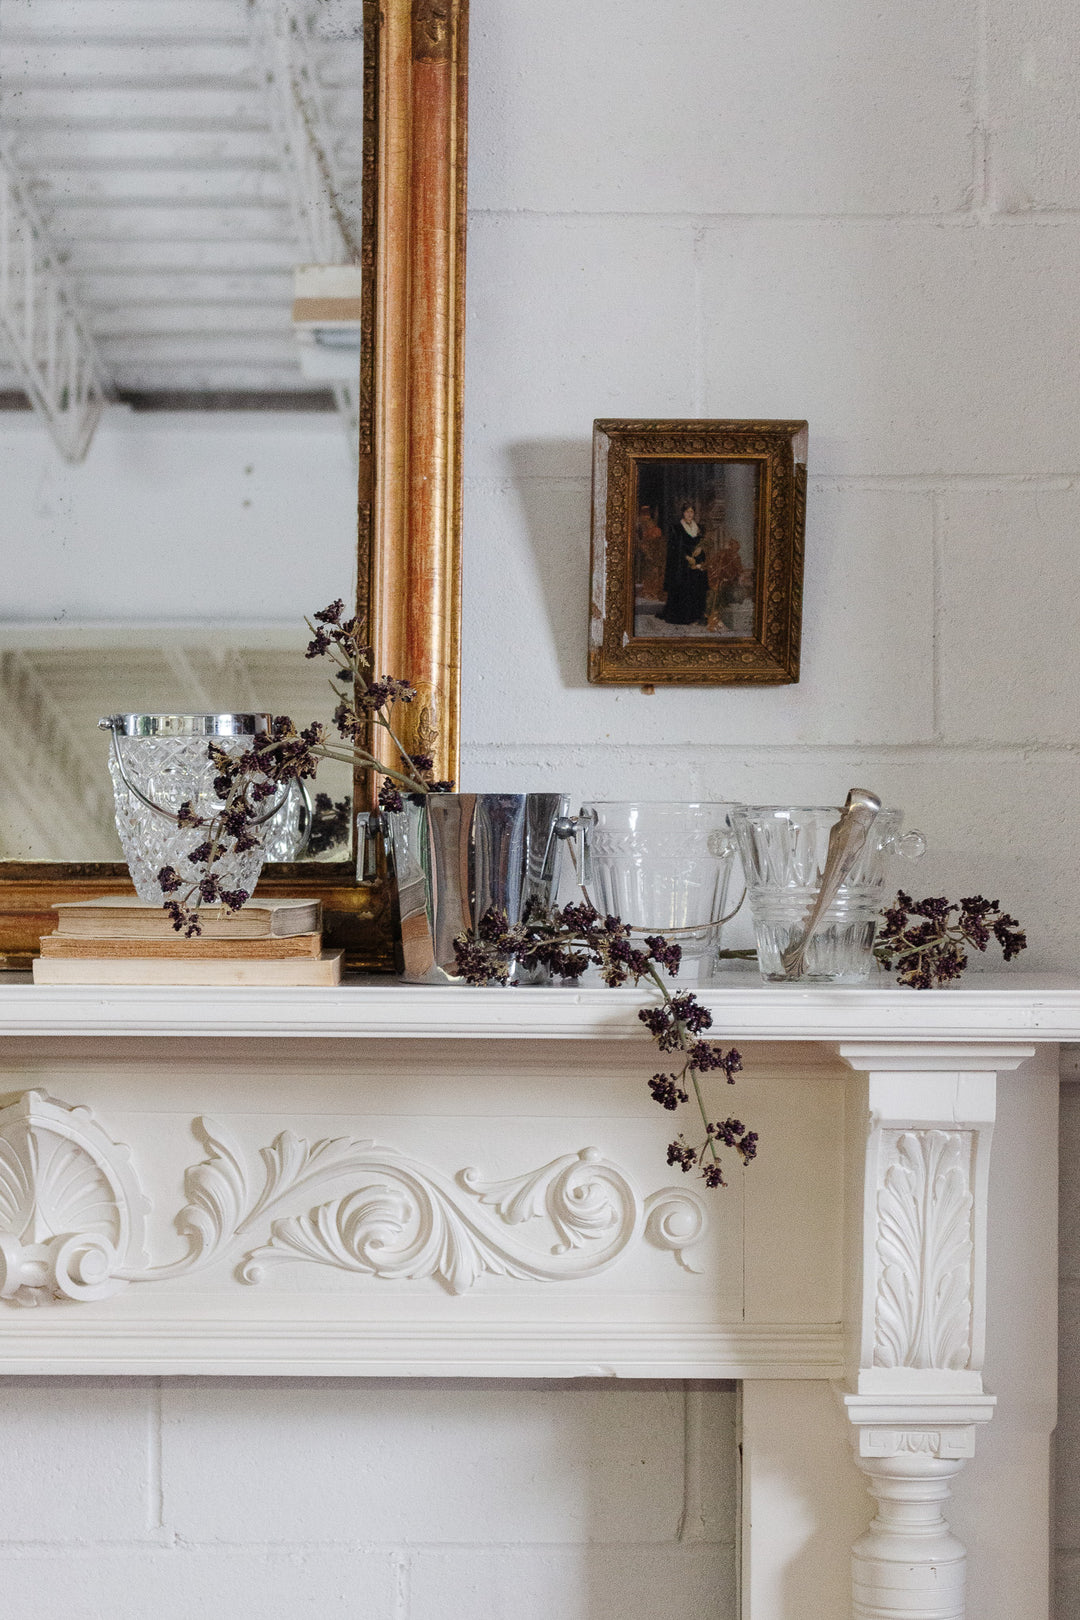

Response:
(0, 1379), (735, 1620)
(459, 0), (1080, 1610)
(461, 0), (1080, 974)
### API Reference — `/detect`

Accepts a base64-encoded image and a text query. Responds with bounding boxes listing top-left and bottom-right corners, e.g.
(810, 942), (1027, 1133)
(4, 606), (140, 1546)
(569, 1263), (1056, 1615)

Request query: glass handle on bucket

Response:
(282, 779), (315, 860)
(553, 813), (595, 905)
(891, 829), (927, 861)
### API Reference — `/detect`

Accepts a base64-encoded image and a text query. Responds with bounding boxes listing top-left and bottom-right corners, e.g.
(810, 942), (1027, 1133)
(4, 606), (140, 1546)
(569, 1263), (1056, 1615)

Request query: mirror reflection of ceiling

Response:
(0, 629), (354, 860)
(0, 0), (364, 451)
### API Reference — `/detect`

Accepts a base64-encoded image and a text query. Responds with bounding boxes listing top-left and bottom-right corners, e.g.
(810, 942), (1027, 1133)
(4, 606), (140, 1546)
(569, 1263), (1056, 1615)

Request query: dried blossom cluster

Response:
(157, 599), (450, 934)
(874, 890), (1027, 989)
(452, 902), (758, 1190)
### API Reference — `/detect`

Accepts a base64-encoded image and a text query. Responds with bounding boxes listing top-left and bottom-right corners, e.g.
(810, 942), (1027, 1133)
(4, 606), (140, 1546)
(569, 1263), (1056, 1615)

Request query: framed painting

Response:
(588, 420), (807, 686)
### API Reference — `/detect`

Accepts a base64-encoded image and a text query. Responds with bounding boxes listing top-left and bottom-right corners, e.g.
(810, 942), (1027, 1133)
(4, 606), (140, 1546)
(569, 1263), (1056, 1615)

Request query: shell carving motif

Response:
(0, 1091), (149, 1306)
(873, 1130), (974, 1371)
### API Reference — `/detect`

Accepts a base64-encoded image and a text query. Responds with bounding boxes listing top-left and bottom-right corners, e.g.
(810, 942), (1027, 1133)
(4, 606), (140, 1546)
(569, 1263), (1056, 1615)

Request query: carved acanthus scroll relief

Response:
(0, 1092), (708, 1306)
(873, 1129), (975, 1371)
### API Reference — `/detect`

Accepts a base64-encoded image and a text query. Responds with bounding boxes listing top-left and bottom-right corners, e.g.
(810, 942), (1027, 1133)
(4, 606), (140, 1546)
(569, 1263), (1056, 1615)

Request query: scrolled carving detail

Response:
(874, 1130), (974, 1371)
(0, 1097), (709, 1305)
(240, 1144), (706, 1294)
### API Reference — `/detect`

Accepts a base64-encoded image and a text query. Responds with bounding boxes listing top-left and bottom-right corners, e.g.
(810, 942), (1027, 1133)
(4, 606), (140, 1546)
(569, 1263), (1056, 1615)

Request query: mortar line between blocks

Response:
(691, 225), (706, 415)
(462, 741), (1080, 759)
(972, 0), (992, 217)
(148, 1376), (164, 1534)
(393, 1547), (410, 1620)
(931, 489), (944, 743)
(466, 207), (1012, 226)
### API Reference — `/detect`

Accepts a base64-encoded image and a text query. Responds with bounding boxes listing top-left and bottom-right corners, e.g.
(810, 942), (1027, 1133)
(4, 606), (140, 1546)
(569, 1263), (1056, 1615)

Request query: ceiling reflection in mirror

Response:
(0, 0), (366, 862)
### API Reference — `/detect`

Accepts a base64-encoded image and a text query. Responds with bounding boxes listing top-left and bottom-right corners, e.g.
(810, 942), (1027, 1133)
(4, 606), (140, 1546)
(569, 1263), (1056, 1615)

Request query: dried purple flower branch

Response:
(452, 902), (757, 1190)
(874, 890), (1027, 989)
(158, 600), (452, 933)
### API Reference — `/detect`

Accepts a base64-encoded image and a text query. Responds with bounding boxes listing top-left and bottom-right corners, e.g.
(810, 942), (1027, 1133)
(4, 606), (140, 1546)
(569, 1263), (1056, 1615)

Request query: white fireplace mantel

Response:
(0, 968), (1070, 1620)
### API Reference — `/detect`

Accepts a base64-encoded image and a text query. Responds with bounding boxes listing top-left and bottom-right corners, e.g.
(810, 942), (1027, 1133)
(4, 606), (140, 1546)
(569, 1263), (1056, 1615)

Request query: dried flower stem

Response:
(874, 890), (1027, 989)
(156, 600), (453, 933)
(452, 902), (757, 1190)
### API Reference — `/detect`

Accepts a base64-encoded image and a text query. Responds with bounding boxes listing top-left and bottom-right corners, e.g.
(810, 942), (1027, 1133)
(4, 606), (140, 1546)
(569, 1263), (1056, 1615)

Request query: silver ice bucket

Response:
(364, 793), (569, 983)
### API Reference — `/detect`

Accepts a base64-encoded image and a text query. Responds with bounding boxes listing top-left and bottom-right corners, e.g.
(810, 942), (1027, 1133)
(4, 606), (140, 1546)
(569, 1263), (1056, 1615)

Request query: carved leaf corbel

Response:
(874, 1129), (974, 1370)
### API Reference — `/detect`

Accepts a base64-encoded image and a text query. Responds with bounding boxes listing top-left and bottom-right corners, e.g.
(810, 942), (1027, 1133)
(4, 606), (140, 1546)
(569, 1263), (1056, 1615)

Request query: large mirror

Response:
(0, 0), (467, 963)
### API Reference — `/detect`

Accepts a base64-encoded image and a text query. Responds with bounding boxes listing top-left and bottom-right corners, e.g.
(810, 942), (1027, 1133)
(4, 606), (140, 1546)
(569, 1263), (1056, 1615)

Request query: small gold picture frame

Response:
(588, 419), (807, 686)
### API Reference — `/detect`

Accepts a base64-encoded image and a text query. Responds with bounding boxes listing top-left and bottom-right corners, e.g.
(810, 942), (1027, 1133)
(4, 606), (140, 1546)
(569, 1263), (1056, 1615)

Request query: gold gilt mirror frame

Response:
(0, 0), (468, 971)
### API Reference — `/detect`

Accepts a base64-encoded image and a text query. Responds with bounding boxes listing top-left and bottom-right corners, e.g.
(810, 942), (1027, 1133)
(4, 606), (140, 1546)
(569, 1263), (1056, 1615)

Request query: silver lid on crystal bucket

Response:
(98, 713), (273, 738)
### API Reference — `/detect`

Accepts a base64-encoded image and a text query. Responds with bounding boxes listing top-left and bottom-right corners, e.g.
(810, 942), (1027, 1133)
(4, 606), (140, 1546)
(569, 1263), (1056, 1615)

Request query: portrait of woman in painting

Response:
(631, 458), (759, 640)
(659, 501), (709, 625)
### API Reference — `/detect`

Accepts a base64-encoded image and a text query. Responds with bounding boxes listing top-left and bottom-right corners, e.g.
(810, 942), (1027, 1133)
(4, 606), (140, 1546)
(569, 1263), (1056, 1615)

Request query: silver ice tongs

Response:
(779, 787), (882, 979)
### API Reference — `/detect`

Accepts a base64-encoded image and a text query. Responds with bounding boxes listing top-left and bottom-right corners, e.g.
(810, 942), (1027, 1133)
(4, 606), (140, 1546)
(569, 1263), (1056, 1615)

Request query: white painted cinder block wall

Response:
(459, 1), (1080, 1614)
(0, 0), (1077, 1615)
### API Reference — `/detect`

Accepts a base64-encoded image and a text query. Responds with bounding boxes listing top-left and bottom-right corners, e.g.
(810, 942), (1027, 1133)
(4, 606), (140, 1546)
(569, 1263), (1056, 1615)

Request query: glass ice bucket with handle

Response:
(730, 802), (925, 983)
(573, 801), (742, 981)
(99, 713), (312, 905)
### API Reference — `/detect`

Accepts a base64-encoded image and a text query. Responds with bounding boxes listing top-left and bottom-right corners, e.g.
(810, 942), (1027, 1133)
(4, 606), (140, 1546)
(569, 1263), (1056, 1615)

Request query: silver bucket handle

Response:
(554, 813), (746, 930)
(99, 715), (308, 836)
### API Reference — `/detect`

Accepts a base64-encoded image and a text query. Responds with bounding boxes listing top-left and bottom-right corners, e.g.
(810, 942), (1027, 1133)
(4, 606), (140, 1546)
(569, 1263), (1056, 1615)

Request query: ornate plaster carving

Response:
(859, 1426), (977, 1461)
(142, 1120), (705, 1294)
(0, 1097), (708, 1304)
(0, 1090), (149, 1305)
(873, 1129), (974, 1371)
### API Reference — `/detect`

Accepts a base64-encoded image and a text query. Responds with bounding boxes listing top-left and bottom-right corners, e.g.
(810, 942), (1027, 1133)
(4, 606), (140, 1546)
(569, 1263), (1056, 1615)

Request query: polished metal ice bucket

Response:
(363, 793), (569, 983)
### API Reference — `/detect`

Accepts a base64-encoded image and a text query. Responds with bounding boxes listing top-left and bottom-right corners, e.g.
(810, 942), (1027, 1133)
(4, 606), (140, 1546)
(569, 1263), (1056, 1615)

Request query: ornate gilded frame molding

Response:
(588, 419), (806, 686)
(0, 0), (468, 970)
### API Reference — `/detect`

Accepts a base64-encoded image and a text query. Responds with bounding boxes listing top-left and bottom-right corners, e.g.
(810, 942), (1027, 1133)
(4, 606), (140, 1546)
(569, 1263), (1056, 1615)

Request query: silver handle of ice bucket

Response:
(356, 811), (385, 881)
(556, 810), (745, 932)
(99, 715), (305, 833)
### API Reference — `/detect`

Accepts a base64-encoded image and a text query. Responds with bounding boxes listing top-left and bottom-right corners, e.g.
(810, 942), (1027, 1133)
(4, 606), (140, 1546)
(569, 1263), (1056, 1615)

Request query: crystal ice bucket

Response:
(576, 801), (741, 981)
(99, 714), (310, 905)
(730, 803), (924, 984)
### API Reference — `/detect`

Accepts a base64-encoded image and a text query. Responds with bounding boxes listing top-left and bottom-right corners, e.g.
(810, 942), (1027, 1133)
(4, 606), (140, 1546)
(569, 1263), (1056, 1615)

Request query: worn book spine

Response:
(32, 952), (344, 987)
(39, 934), (323, 961)
(51, 897), (322, 940)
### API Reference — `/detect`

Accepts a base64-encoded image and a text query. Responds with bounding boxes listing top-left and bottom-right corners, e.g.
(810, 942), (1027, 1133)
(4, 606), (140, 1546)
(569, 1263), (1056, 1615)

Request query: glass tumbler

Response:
(575, 801), (741, 980)
(730, 804), (925, 984)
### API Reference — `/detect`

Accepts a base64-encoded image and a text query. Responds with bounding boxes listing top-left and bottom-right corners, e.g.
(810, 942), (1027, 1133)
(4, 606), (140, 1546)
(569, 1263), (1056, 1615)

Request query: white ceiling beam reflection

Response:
(0, 152), (110, 462)
(251, 0), (360, 445)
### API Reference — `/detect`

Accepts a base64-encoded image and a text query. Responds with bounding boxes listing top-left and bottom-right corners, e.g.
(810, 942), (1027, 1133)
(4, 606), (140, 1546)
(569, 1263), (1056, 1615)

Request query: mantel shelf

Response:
(0, 969), (1077, 1042)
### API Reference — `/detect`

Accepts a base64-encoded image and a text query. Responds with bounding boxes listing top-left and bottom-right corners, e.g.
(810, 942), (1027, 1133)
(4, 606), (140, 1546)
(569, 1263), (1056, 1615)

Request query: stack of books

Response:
(33, 896), (342, 986)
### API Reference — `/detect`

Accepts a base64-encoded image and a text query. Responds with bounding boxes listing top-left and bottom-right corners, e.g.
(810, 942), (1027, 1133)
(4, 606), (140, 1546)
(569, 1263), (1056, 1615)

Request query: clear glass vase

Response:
(100, 714), (308, 905)
(730, 804), (925, 983)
